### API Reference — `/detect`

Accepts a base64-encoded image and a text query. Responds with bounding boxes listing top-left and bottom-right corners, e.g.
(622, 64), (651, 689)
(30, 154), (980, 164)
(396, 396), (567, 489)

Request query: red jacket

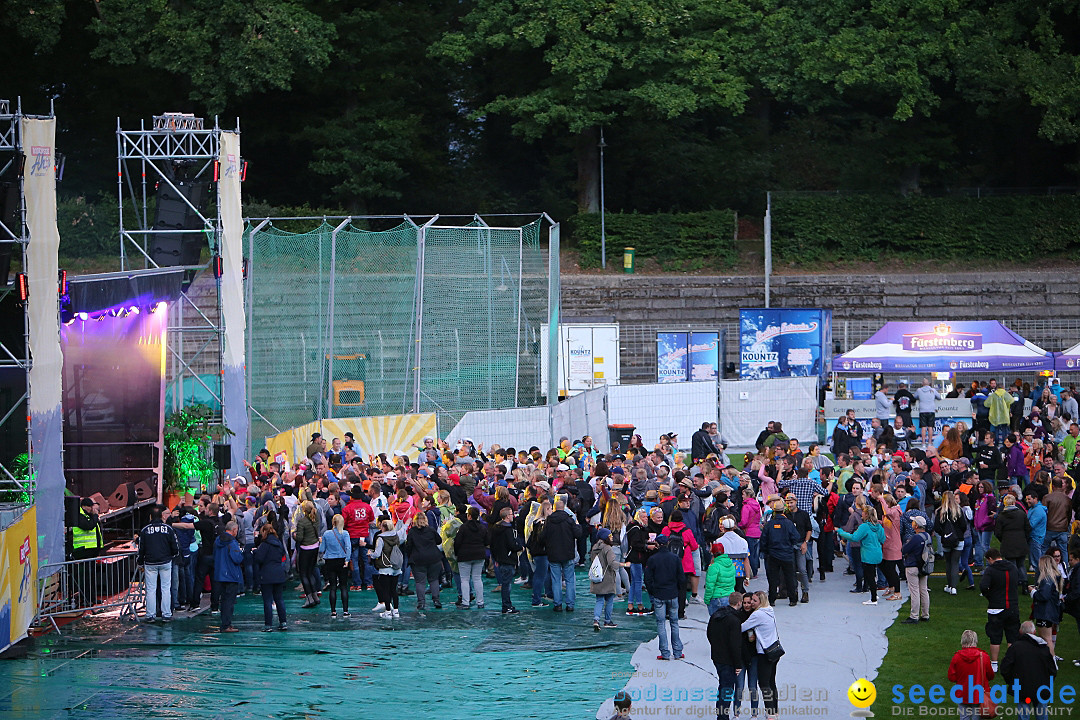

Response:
(947, 647), (993, 705)
(342, 499), (374, 540)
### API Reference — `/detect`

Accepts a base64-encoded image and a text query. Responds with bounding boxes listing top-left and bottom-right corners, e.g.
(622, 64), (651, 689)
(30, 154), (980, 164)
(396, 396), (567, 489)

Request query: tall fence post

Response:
(325, 219), (350, 419)
(546, 219), (561, 449)
(413, 216), (439, 413)
(764, 191), (772, 309)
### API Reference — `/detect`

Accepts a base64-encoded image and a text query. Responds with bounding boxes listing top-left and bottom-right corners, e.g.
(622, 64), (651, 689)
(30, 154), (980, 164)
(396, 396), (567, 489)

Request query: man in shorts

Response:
(914, 378), (942, 447)
(980, 548), (1020, 672)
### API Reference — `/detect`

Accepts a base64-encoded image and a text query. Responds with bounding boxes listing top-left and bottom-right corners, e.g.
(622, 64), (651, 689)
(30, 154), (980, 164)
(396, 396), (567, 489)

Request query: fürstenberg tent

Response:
(1056, 341), (1080, 372)
(831, 321), (1053, 373)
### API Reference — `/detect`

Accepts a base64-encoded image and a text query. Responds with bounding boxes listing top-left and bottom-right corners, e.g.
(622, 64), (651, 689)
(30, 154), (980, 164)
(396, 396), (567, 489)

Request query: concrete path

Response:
(596, 569), (902, 719)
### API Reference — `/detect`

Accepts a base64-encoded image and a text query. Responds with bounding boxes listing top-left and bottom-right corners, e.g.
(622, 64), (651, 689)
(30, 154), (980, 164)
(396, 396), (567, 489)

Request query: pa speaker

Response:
(65, 495), (81, 526)
(110, 482), (136, 509)
(150, 179), (208, 267)
(133, 480), (154, 501)
(214, 444), (231, 470)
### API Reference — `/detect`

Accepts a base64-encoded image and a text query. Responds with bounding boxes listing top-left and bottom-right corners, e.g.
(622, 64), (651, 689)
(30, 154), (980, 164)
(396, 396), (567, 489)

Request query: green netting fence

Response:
(245, 217), (554, 447)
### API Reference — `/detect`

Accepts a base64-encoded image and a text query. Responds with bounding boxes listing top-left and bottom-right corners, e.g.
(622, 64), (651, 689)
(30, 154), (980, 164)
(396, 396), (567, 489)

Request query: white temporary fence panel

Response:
(718, 376), (817, 450)
(446, 406), (551, 451)
(607, 381), (717, 452)
(551, 385), (609, 447)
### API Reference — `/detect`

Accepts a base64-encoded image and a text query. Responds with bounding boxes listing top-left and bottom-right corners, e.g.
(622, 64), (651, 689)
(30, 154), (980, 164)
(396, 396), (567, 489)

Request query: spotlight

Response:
(129, 306), (140, 315)
(154, 301), (168, 313)
(77, 312), (88, 321)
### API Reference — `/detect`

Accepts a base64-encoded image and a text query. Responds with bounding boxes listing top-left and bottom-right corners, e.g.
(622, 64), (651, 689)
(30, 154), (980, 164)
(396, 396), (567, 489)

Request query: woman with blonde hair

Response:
(1032, 554), (1064, 655)
(741, 591), (782, 718)
(404, 511), (445, 611)
(935, 491), (968, 595)
(602, 498), (630, 598)
(294, 500), (321, 608)
(319, 513), (352, 616)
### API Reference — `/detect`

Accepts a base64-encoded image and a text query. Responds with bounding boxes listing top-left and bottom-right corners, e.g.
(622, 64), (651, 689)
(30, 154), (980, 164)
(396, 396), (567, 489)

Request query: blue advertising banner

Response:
(739, 309), (831, 379)
(657, 332), (689, 383)
(689, 332), (720, 381)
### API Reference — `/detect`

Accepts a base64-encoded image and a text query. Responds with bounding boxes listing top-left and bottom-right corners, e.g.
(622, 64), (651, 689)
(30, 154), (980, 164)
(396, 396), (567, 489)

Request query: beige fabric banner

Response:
(218, 132), (247, 473)
(21, 118), (62, 414)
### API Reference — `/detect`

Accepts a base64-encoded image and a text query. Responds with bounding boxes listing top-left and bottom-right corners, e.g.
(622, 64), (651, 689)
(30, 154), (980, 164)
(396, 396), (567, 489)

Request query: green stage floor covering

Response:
(0, 575), (654, 719)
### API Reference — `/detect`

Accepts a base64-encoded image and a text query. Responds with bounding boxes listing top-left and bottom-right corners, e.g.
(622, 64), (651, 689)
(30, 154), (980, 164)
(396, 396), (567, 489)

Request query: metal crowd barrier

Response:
(37, 551), (145, 634)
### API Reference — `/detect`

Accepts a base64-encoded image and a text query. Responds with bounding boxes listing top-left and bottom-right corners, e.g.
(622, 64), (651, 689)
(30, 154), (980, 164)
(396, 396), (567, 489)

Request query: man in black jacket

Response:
(138, 506), (179, 622)
(692, 421), (720, 462)
(707, 591), (744, 720)
(1000, 620), (1056, 716)
(489, 506), (522, 614)
(980, 548), (1020, 671)
(645, 537), (684, 660)
(544, 500), (583, 611)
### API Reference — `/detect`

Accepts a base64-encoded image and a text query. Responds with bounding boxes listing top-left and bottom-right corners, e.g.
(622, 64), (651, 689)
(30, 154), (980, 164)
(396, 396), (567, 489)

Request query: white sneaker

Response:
(372, 602), (386, 612)
(689, 597), (704, 605)
(862, 600), (878, 606)
(392, 608), (400, 618)
(990, 661), (998, 673)
(513, 578), (527, 585)
(947, 587), (957, 595)
(379, 610), (393, 618)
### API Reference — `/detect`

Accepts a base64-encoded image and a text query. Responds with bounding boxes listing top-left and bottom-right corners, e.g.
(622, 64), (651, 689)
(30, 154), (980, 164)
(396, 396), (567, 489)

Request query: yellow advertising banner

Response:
(0, 506), (38, 650)
(265, 413), (438, 467)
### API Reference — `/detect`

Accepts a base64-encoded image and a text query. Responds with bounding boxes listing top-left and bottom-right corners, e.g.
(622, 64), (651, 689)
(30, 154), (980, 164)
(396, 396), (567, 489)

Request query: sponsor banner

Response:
(740, 309), (831, 379)
(656, 332), (689, 383)
(0, 507), (37, 651)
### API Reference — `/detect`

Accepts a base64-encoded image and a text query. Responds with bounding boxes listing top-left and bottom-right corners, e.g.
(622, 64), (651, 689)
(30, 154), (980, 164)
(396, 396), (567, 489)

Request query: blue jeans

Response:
(1044, 531), (1069, 559)
(654, 598), (683, 658)
(176, 556), (194, 607)
(716, 663), (738, 719)
(594, 593), (614, 623)
(993, 424), (1009, 446)
(847, 544), (864, 589)
(1017, 705), (1048, 720)
(350, 537), (369, 587)
(144, 561), (172, 618)
(517, 552), (532, 582)
(975, 530), (994, 568)
(495, 563), (515, 611)
(242, 543), (255, 592)
(1030, 537), (1045, 575)
(747, 538), (760, 576)
(735, 656), (759, 711)
(959, 542), (974, 586)
(629, 563), (646, 605)
(707, 597), (729, 615)
(261, 582), (286, 627)
(549, 560), (576, 609)
(532, 556), (550, 604)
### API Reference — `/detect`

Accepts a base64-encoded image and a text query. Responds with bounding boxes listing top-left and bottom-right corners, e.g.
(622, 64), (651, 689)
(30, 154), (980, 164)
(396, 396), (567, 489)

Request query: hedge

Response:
(566, 210), (738, 271)
(772, 194), (1080, 264)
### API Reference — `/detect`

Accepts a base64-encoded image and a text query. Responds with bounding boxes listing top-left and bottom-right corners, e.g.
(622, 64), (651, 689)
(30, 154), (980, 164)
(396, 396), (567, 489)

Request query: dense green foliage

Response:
(772, 194), (1080, 263)
(5, 0), (1080, 222)
(568, 210), (737, 270)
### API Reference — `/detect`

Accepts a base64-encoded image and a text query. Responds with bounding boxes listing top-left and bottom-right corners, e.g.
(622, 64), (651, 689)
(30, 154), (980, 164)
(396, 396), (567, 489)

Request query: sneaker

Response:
(604, 621), (618, 628)
(391, 609), (400, 618)
(565, 606), (574, 612)
(330, 611), (337, 617)
(553, 604), (563, 612)
(947, 587), (957, 596)
(161, 616), (172, 623)
(349, 586), (362, 591)
(142, 616), (156, 624)
(656, 655), (671, 661)
(503, 607), (519, 615)
(688, 596), (704, 605)
(372, 602), (386, 612)
(800, 592), (809, 604)
(862, 600), (878, 606)
(343, 611), (351, 617)
(901, 617), (919, 624)
(433, 601), (442, 609)
(594, 621), (601, 632)
(533, 602), (548, 608)
(279, 623), (288, 630)
(221, 626), (239, 633)
(625, 608), (636, 616)
(990, 661), (998, 673)
(514, 578), (527, 585)
(263, 626), (274, 632)
(476, 603), (485, 609)
(380, 610), (393, 619)
(920, 617), (930, 622)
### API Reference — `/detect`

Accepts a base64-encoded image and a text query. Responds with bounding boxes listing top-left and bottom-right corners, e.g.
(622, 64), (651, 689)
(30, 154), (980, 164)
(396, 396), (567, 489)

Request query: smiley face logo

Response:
(848, 678), (876, 709)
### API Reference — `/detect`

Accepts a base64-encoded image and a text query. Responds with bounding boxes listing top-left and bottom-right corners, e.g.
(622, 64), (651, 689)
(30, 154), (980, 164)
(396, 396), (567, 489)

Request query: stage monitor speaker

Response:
(110, 482), (136, 510)
(133, 480), (154, 501)
(65, 495), (81, 526)
(214, 444), (231, 470)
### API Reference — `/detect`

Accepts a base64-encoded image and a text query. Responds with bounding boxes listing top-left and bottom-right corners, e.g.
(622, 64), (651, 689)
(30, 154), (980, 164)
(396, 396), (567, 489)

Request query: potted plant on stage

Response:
(163, 404), (232, 509)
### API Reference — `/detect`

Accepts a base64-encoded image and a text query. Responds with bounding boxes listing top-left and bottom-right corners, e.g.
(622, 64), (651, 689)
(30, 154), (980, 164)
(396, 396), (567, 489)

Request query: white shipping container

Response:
(540, 323), (621, 398)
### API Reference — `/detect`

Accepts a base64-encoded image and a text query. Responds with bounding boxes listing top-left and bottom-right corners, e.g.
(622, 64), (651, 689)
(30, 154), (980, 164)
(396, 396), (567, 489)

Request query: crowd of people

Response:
(121, 386), (1080, 719)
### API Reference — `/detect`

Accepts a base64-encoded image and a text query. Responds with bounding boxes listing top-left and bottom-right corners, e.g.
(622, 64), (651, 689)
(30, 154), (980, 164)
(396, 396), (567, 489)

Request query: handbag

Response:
(978, 654), (997, 718)
(763, 639), (785, 662)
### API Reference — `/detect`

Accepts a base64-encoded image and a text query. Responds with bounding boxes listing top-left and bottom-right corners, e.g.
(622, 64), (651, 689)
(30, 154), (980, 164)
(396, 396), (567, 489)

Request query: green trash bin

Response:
(623, 246), (635, 274)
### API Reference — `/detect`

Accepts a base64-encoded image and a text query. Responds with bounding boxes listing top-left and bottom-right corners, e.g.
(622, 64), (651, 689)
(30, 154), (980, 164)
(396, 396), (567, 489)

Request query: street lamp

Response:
(599, 128), (607, 268)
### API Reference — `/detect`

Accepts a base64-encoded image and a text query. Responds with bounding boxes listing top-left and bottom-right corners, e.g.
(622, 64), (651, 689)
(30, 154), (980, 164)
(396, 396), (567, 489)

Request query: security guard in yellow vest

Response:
(72, 497), (103, 604)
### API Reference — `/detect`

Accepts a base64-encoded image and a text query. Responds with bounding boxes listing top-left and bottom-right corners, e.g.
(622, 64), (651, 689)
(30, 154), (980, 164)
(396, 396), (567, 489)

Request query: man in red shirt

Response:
(343, 486), (375, 590)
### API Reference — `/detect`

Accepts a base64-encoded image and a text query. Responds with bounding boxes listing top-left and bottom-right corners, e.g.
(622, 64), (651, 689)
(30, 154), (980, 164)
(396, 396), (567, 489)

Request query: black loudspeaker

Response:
(150, 178), (208, 267)
(65, 495), (81, 527)
(214, 444), (231, 470)
(133, 480), (154, 501)
(110, 482), (136, 509)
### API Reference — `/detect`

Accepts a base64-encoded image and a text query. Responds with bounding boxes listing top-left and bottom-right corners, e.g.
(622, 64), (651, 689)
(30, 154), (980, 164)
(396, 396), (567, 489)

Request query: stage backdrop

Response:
(265, 413), (438, 467)
(61, 311), (167, 500)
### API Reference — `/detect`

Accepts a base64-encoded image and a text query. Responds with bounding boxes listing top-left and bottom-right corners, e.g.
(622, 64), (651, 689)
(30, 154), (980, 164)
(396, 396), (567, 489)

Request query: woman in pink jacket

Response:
(881, 495), (904, 601)
(740, 487), (762, 579)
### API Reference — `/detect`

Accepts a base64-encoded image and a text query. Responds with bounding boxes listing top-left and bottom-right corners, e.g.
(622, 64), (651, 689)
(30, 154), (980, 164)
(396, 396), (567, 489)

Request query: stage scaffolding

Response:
(116, 115), (239, 423)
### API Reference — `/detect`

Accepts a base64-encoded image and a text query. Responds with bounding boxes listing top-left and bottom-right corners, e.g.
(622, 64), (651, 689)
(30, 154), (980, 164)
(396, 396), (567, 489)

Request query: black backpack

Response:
(918, 532), (934, 576)
(666, 531), (685, 562)
(702, 506), (723, 543)
(938, 512), (964, 549)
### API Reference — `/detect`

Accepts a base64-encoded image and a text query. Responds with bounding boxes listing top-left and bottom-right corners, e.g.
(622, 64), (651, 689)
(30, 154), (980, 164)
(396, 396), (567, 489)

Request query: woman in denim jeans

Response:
(625, 508), (653, 615)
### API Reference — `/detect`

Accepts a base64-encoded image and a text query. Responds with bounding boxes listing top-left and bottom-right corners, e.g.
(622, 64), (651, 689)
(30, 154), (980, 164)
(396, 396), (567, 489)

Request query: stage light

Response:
(77, 312), (88, 321)
(154, 301), (168, 313)
(16, 272), (27, 302)
(129, 306), (140, 315)
(63, 318), (74, 326)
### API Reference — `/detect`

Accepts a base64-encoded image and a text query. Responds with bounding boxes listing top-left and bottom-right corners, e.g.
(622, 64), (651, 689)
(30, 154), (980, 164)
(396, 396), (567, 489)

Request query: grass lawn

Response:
(871, 568), (1080, 715)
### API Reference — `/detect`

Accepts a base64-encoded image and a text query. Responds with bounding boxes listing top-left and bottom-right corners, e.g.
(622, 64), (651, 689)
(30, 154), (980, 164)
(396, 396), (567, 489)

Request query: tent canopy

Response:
(832, 321), (1053, 373)
(1057, 341), (1080, 371)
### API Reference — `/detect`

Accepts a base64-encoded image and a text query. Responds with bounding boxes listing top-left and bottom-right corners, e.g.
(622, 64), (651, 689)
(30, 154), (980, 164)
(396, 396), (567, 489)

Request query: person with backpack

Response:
(981, 548), (1021, 671)
(372, 517), (407, 618)
(590, 527), (620, 631)
(900, 515), (931, 623)
(935, 491), (968, 596)
(544, 498), (583, 612)
(252, 523), (288, 631)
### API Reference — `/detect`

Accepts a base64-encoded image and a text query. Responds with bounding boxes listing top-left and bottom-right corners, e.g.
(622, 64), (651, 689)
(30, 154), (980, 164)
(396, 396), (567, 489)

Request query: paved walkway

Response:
(596, 569), (902, 718)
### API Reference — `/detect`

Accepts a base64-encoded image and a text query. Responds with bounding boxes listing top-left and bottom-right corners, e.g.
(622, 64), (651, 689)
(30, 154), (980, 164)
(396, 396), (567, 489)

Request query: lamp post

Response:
(599, 128), (607, 268)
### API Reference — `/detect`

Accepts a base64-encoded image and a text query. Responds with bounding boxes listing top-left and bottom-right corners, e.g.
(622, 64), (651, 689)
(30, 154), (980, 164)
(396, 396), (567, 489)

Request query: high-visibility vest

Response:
(72, 510), (102, 550)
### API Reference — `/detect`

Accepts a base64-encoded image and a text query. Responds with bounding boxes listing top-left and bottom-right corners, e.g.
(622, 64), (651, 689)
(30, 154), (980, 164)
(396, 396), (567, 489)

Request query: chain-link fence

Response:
(245, 217), (554, 448)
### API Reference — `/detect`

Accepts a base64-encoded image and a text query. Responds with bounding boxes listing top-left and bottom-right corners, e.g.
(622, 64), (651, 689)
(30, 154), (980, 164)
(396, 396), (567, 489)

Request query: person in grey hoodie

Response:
(875, 384), (892, 422)
(741, 591), (782, 718)
(915, 379), (943, 446)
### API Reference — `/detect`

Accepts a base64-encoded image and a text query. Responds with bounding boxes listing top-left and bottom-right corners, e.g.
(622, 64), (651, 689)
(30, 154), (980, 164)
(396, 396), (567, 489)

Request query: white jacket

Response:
(741, 607), (779, 653)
